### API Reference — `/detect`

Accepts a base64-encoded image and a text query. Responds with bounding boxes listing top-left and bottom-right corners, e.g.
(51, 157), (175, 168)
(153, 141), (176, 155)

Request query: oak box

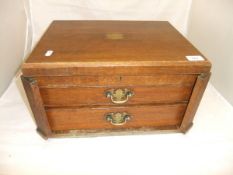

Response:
(21, 21), (211, 138)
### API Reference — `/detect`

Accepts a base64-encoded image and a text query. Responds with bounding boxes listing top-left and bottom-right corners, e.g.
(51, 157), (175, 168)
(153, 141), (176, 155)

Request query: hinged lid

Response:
(22, 20), (211, 76)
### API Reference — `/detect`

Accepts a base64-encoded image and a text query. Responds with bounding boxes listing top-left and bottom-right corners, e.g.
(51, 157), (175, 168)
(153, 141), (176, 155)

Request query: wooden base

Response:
(36, 125), (188, 139)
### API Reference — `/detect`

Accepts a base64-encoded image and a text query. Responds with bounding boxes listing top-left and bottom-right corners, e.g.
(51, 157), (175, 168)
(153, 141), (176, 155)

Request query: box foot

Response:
(180, 122), (193, 134)
(36, 128), (48, 140)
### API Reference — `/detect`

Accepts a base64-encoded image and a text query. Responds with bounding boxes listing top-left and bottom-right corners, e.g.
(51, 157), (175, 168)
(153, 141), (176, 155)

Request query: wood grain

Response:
(24, 21), (208, 63)
(22, 21), (211, 76)
(20, 21), (212, 138)
(22, 64), (211, 77)
(21, 76), (51, 137)
(36, 74), (196, 87)
(46, 104), (187, 131)
(40, 85), (193, 107)
(180, 73), (211, 132)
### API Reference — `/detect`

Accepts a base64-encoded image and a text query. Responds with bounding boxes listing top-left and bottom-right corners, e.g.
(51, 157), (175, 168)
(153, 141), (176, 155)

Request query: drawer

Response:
(40, 85), (193, 106)
(36, 75), (196, 87)
(46, 104), (187, 131)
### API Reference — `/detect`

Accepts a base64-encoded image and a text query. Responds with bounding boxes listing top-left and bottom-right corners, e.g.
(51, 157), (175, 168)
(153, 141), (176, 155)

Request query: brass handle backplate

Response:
(105, 88), (133, 104)
(106, 112), (131, 126)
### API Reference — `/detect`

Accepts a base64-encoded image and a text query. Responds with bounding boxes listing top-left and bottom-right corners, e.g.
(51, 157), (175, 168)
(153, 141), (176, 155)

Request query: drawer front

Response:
(36, 75), (196, 87)
(40, 86), (193, 106)
(46, 104), (187, 131)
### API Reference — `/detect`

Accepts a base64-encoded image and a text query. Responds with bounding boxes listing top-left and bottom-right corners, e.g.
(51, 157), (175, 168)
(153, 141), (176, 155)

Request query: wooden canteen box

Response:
(21, 21), (211, 139)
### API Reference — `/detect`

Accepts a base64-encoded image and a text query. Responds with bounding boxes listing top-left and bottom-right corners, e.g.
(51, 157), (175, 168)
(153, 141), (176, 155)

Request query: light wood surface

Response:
(21, 21), (211, 137)
(46, 104), (187, 131)
(40, 85), (193, 107)
(22, 21), (211, 76)
(36, 74), (197, 87)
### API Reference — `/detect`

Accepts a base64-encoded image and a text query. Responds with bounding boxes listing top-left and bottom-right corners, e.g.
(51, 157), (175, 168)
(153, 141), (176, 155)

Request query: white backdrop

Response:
(1, 1), (233, 175)
(25, 0), (192, 48)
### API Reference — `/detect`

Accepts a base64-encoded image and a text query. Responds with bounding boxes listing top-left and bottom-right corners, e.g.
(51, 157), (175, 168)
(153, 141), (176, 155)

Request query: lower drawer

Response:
(46, 104), (187, 131)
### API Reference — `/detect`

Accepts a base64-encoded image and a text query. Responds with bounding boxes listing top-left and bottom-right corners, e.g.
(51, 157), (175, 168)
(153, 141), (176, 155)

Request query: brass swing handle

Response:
(105, 88), (133, 104)
(106, 112), (131, 126)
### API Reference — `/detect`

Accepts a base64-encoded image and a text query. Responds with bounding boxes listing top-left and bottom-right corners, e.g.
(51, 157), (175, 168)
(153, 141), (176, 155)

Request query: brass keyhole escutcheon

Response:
(105, 88), (133, 104)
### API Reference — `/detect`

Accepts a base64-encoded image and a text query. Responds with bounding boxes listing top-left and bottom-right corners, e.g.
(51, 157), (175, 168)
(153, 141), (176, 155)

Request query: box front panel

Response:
(38, 75), (196, 107)
(46, 104), (187, 131)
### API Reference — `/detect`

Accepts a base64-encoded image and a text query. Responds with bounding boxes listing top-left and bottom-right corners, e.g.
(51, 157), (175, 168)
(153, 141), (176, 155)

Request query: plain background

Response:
(0, 0), (27, 96)
(187, 0), (233, 106)
(1, 1), (233, 175)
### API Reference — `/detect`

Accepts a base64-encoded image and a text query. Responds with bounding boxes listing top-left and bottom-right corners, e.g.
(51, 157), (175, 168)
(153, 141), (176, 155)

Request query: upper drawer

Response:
(36, 74), (196, 87)
(38, 75), (196, 107)
(40, 86), (193, 106)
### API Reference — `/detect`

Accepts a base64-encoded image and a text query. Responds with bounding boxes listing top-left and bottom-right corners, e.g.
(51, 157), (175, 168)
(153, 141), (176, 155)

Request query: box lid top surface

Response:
(23, 20), (211, 70)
